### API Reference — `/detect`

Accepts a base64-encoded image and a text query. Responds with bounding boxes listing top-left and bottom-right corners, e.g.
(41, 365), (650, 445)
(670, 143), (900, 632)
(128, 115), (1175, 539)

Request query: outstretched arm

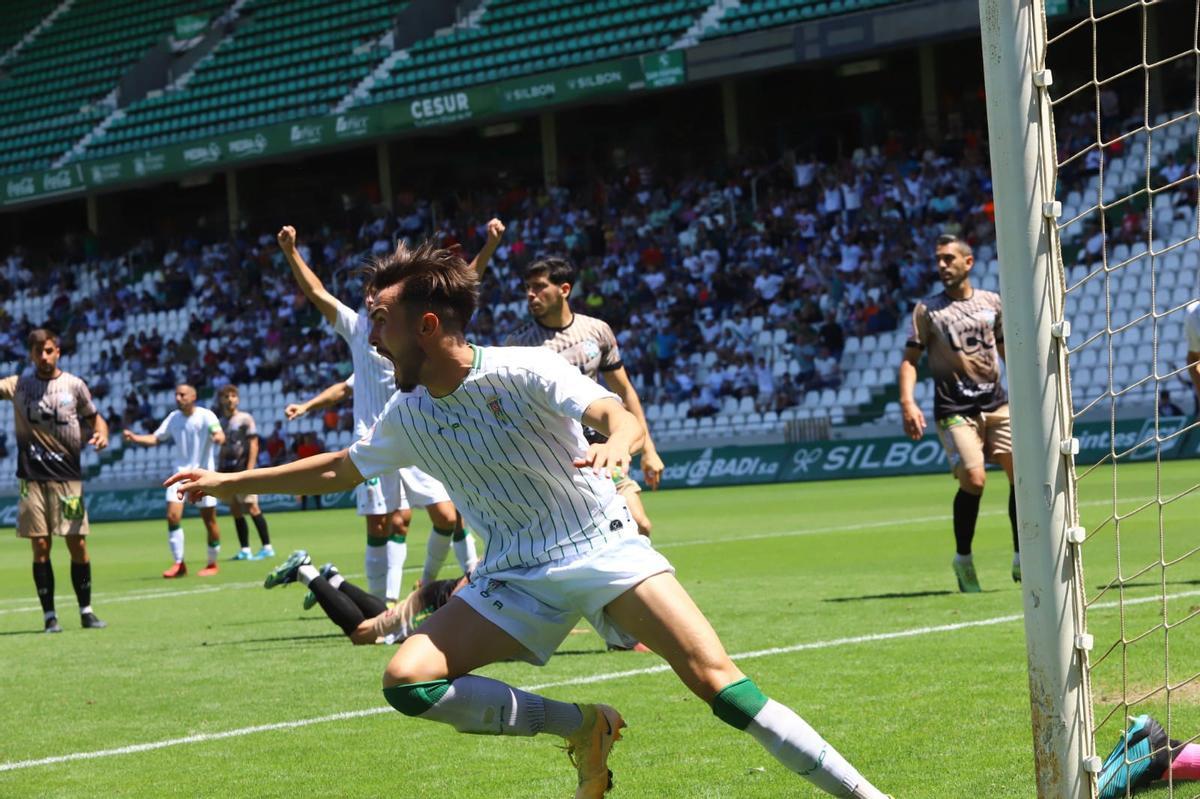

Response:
(123, 429), (159, 447)
(601, 367), (664, 489)
(277, 225), (340, 324)
(166, 449), (363, 503)
(469, 218), (506, 279)
(286, 380), (352, 420)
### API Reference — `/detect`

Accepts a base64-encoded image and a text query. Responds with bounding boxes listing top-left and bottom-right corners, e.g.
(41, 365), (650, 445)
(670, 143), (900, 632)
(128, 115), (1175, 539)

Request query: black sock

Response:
(234, 517), (250, 549)
(339, 580), (388, 617)
(308, 576), (366, 635)
(953, 489), (982, 556)
(32, 561), (55, 616)
(70, 561), (91, 609)
(1009, 485), (1019, 554)
(251, 513), (270, 546)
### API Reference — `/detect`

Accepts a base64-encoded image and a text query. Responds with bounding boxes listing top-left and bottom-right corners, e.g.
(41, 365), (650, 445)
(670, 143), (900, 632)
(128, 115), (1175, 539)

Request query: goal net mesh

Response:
(1046, 0), (1200, 792)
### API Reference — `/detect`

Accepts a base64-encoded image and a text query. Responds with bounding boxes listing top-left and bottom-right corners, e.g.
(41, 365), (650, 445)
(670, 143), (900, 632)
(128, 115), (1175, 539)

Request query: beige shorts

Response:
(229, 494), (259, 507)
(614, 473), (642, 498)
(17, 480), (90, 538)
(936, 405), (1012, 476)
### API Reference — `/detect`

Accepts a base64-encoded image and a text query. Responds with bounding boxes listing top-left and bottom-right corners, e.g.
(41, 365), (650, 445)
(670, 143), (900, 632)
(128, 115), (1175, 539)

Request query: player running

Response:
(124, 384), (225, 577)
(216, 384), (273, 561)
(285, 373), (478, 589)
(898, 234), (1019, 592)
(168, 240), (891, 799)
(262, 548), (465, 645)
(477, 234), (664, 537)
(0, 329), (109, 632)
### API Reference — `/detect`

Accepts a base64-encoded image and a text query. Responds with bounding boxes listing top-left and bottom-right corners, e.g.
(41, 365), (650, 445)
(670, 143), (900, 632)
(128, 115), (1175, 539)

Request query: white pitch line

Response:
(4, 587), (1200, 774)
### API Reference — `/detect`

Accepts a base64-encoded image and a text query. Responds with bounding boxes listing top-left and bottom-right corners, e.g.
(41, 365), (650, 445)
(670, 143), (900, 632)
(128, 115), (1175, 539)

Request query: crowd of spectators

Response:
(0, 128), (1009, 438)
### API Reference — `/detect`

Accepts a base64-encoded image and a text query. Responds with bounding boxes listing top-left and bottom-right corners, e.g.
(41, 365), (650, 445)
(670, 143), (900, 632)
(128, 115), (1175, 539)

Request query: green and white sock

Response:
(383, 675), (582, 737)
(385, 533), (407, 602)
(167, 528), (185, 563)
(712, 678), (884, 798)
(423, 526), (454, 585)
(452, 528), (478, 574)
(365, 536), (388, 599)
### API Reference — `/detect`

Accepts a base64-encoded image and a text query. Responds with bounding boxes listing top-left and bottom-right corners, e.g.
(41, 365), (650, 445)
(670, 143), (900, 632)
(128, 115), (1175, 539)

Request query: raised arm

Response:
(286, 380), (352, 420)
(600, 366), (664, 489)
(166, 449), (363, 503)
(469, 218), (506, 279)
(277, 225), (340, 324)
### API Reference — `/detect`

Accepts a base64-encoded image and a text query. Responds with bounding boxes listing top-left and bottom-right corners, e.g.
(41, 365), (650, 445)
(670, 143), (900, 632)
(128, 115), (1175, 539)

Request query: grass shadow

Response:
(199, 632), (345, 647)
(823, 589), (963, 602)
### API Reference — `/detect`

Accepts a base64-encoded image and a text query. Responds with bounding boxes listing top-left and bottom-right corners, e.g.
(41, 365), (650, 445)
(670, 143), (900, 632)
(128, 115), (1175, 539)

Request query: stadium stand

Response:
(0, 0), (228, 176)
(699, 0), (906, 40)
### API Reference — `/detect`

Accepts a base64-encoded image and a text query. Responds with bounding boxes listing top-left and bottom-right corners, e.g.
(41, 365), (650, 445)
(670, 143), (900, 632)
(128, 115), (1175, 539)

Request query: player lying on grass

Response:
(166, 240), (890, 799)
(1098, 714), (1200, 798)
(263, 549), (464, 645)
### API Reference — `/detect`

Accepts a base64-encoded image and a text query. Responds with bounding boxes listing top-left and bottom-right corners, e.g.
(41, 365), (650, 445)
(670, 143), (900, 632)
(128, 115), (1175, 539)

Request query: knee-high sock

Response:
(1008, 485), (1019, 553)
(383, 674), (582, 737)
(168, 527), (185, 563)
(423, 526), (453, 585)
(234, 517), (250, 549)
(70, 561), (91, 609)
(953, 489), (981, 556)
(452, 528), (478, 574)
(251, 513), (271, 546)
(32, 561), (55, 616)
(340, 579), (388, 618)
(302, 573), (366, 636)
(713, 678), (886, 799)
(386, 533), (407, 601)
(365, 536), (388, 599)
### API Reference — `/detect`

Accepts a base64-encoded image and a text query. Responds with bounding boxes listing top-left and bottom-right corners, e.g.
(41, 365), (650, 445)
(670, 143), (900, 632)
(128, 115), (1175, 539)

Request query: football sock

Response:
(1008, 484), (1019, 553)
(384, 675), (583, 737)
(207, 544), (220, 565)
(386, 533), (407, 601)
(328, 572), (345, 590)
(365, 535), (388, 598)
(953, 489), (981, 556)
(340, 580), (388, 617)
(423, 526), (453, 585)
(712, 678), (883, 798)
(306, 575), (366, 635)
(70, 561), (91, 609)
(252, 513), (271, 545)
(32, 561), (55, 615)
(234, 517), (250, 549)
(168, 527), (185, 562)
(1169, 742), (1200, 780)
(453, 528), (478, 574)
(297, 564), (319, 584)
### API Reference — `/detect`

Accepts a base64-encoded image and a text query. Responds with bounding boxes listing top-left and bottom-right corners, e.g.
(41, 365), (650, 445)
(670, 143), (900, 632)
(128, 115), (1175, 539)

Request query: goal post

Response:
(977, 0), (1097, 797)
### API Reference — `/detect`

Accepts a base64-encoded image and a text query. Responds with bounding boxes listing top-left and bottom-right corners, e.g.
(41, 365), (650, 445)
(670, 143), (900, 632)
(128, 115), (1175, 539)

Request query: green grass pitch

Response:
(0, 463), (1196, 797)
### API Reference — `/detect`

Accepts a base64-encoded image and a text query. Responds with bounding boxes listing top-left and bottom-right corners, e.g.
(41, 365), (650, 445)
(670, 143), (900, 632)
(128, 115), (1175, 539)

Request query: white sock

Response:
(453, 531), (479, 574)
(297, 564), (319, 585)
(745, 699), (869, 797)
(79, 605), (93, 615)
(954, 553), (974, 565)
(328, 573), (345, 589)
(423, 529), (452, 585)
(386, 536), (407, 601)
(239, 547), (252, 556)
(412, 674), (582, 737)
(168, 528), (185, 562)
(365, 541), (388, 599)
(206, 545), (219, 565)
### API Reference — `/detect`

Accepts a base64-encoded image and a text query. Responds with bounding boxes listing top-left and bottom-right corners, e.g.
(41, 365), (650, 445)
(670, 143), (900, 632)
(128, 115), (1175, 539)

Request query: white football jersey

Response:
(154, 407), (221, 471)
(331, 300), (396, 435)
(349, 345), (630, 574)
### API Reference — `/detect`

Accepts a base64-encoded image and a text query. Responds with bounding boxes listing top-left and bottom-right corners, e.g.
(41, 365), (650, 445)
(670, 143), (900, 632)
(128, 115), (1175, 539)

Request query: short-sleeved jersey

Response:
(349, 345), (622, 575)
(504, 313), (623, 382)
(907, 289), (1007, 419)
(1186, 300), (1200, 353)
(154, 407), (221, 471)
(218, 410), (258, 472)
(0, 370), (97, 481)
(330, 300), (395, 435)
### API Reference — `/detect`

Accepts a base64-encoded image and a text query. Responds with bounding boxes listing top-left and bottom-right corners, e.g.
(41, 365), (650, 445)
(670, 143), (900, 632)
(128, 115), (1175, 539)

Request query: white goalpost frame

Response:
(977, 0), (1098, 797)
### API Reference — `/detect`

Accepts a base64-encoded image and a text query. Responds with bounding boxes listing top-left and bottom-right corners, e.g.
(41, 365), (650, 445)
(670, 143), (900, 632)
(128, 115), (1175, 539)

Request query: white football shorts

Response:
(355, 470), (404, 516)
(397, 466), (451, 510)
(165, 484), (217, 509)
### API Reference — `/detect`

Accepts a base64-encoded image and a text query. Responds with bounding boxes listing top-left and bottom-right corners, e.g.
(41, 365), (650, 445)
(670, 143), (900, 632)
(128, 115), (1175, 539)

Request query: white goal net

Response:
(1047, 0), (1200, 796)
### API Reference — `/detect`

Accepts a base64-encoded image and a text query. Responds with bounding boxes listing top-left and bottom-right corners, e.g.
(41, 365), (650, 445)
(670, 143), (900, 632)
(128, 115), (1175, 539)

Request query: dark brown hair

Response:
(936, 234), (973, 258)
(524, 256), (576, 287)
(28, 328), (59, 350)
(218, 384), (239, 397)
(364, 239), (478, 332)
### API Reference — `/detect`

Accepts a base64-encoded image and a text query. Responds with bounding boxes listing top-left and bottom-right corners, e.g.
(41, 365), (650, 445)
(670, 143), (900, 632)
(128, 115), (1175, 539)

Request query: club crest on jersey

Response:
(486, 397), (512, 425)
(583, 340), (601, 360)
